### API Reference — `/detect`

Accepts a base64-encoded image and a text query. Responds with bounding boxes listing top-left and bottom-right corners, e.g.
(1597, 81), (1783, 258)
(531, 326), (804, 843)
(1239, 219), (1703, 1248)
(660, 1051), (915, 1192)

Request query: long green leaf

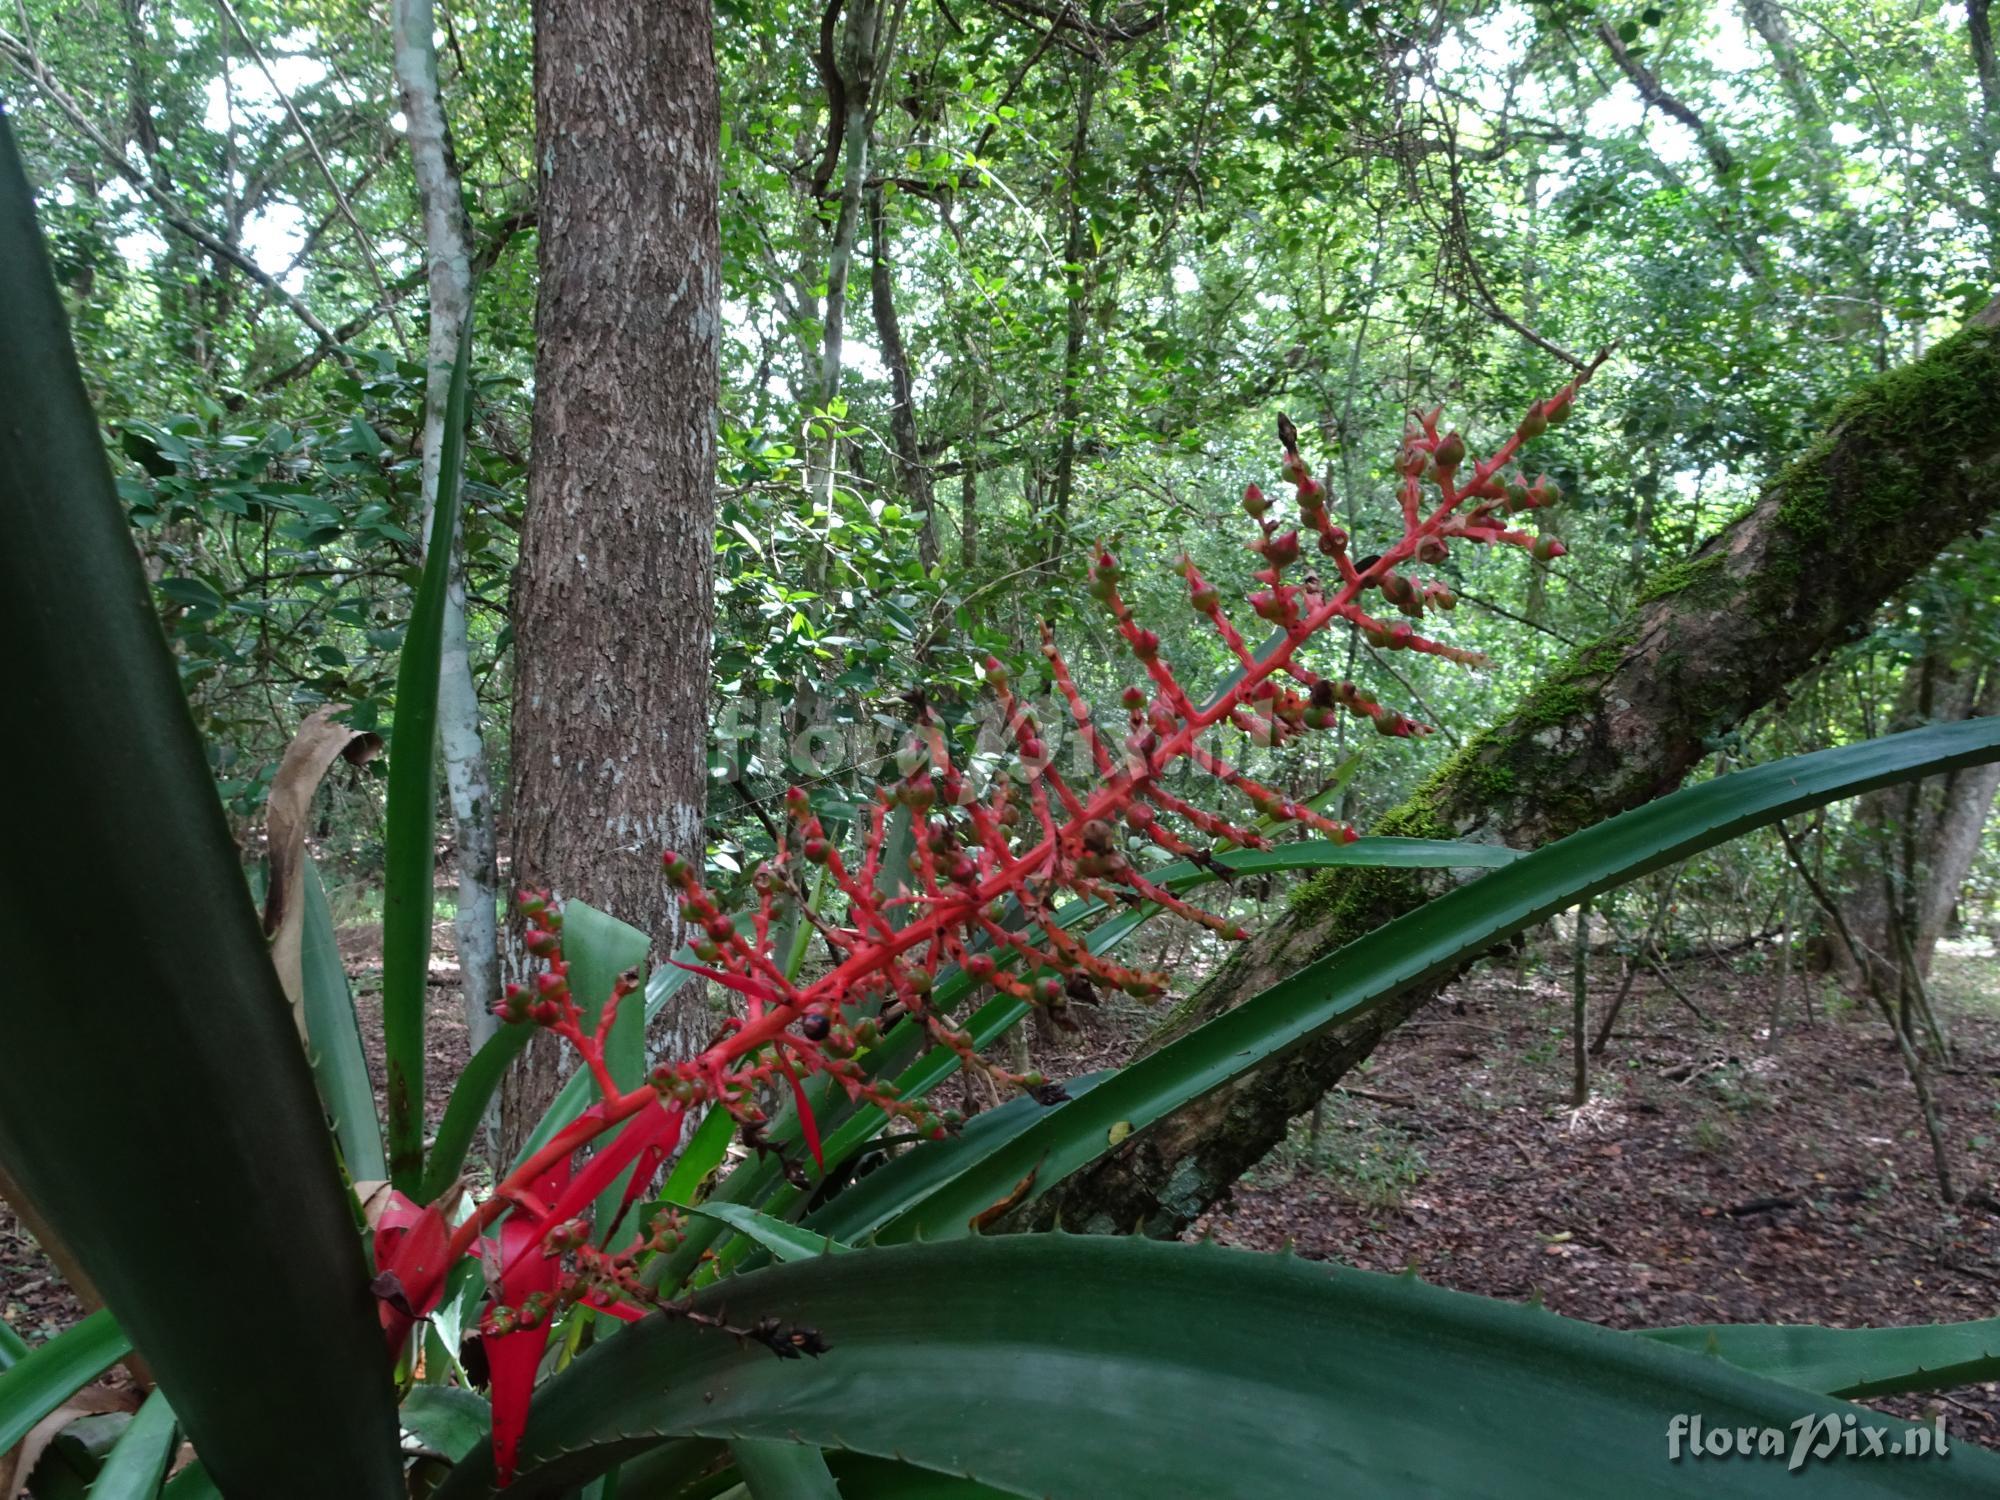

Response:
(86, 1388), (178, 1499)
(728, 1441), (840, 1500)
(685, 1204), (849, 1263)
(1643, 1317), (2000, 1400)
(0, 113), (402, 1496)
(802, 1075), (1111, 1246)
(0, 1316), (30, 1371)
(422, 1025), (534, 1203)
(301, 859), (386, 1180)
(381, 310), (475, 1193)
(436, 1236), (1998, 1497)
(880, 718), (2000, 1240)
(0, 1310), (127, 1454)
(657, 1105), (734, 1208)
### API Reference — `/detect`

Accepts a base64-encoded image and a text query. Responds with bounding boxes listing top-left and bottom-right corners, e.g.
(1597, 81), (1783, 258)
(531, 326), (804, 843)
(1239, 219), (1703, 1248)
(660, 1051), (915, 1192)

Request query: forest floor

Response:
(5, 930), (1996, 1449)
(1165, 941), (2000, 1441)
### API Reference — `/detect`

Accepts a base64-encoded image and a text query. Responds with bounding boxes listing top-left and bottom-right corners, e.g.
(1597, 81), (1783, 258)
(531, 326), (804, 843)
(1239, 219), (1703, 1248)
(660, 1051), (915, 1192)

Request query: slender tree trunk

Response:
(1044, 44), (1099, 576)
(791, 0), (882, 754)
(960, 379), (981, 572)
(1569, 899), (1589, 1107)
(867, 186), (935, 569)
(808, 0), (882, 516)
(391, 0), (501, 1063)
(1913, 667), (2000, 968)
(1969, 0), (1999, 269)
(1742, 0), (1823, 128)
(501, 0), (720, 1151)
(1019, 302), (2000, 1237)
(1836, 657), (2000, 988)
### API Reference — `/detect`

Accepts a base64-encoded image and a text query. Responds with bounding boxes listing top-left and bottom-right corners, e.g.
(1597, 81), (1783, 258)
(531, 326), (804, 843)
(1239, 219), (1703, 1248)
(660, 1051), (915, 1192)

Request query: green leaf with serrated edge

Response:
(684, 1203), (850, 1262)
(301, 859), (385, 1180)
(1642, 1316), (2000, 1399)
(605, 1440), (731, 1499)
(880, 719), (2000, 1243)
(402, 1386), (492, 1463)
(85, 1387), (178, 1499)
(433, 1236), (1999, 1498)
(0, 1310), (127, 1454)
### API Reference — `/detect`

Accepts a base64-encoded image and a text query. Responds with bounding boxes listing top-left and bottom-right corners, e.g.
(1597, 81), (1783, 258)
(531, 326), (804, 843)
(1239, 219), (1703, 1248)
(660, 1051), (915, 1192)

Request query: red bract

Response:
(404, 378), (1603, 1484)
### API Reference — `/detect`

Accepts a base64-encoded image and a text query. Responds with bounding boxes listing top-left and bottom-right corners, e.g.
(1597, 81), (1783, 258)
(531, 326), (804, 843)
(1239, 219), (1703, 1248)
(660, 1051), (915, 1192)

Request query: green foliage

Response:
(439, 1236), (2000, 1497)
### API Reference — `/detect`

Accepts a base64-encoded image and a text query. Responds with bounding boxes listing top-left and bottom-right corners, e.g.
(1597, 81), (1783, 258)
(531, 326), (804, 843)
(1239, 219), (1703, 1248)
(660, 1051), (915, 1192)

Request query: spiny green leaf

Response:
(1642, 1316), (2000, 1399)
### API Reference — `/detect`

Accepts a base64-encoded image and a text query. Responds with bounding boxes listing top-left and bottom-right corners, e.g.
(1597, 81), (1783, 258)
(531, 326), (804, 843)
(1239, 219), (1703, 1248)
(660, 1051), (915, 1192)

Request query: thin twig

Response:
(214, 0), (409, 344)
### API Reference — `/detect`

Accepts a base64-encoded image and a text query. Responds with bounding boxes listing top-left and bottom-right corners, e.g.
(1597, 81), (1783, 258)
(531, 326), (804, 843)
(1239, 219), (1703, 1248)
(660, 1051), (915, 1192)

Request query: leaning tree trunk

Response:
(1021, 300), (2000, 1237)
(501, 0), (720, 1153)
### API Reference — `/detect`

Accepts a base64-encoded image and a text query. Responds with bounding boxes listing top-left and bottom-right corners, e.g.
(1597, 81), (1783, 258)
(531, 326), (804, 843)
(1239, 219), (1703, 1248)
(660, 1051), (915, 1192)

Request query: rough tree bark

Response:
(1022, 301), (2000, 1237)
(390, 0), (502, 1059)
(501, 0), (721, 1151)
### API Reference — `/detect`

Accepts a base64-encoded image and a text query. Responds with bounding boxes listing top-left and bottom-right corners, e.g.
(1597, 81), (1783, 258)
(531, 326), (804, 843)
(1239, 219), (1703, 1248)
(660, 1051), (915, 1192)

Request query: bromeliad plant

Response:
(5, 109), (2000, 1499)
(365, 350), (1607, 1477)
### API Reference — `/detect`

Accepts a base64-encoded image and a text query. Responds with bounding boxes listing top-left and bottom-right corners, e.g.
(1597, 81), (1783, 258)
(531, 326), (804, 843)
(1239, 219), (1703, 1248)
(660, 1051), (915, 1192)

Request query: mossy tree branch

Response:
(1026, 300), (2000, 1237)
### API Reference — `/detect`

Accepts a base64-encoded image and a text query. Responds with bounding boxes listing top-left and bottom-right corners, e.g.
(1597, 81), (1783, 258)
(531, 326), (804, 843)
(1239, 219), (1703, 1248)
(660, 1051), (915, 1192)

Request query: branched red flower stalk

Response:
(372, 364), (1605, 1483)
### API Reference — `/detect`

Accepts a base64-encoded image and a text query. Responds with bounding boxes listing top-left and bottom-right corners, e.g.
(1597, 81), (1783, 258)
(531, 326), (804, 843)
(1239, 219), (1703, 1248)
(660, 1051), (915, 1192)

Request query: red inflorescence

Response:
(378, 373), (1601, 1483)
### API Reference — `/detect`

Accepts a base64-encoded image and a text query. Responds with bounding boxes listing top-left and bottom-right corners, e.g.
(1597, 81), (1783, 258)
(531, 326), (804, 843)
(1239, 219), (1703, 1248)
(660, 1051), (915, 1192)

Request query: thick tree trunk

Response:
(391, 0), (502, 1062)
(1024, 301), (2000, 1237)
(501, 0), (720, 1151)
